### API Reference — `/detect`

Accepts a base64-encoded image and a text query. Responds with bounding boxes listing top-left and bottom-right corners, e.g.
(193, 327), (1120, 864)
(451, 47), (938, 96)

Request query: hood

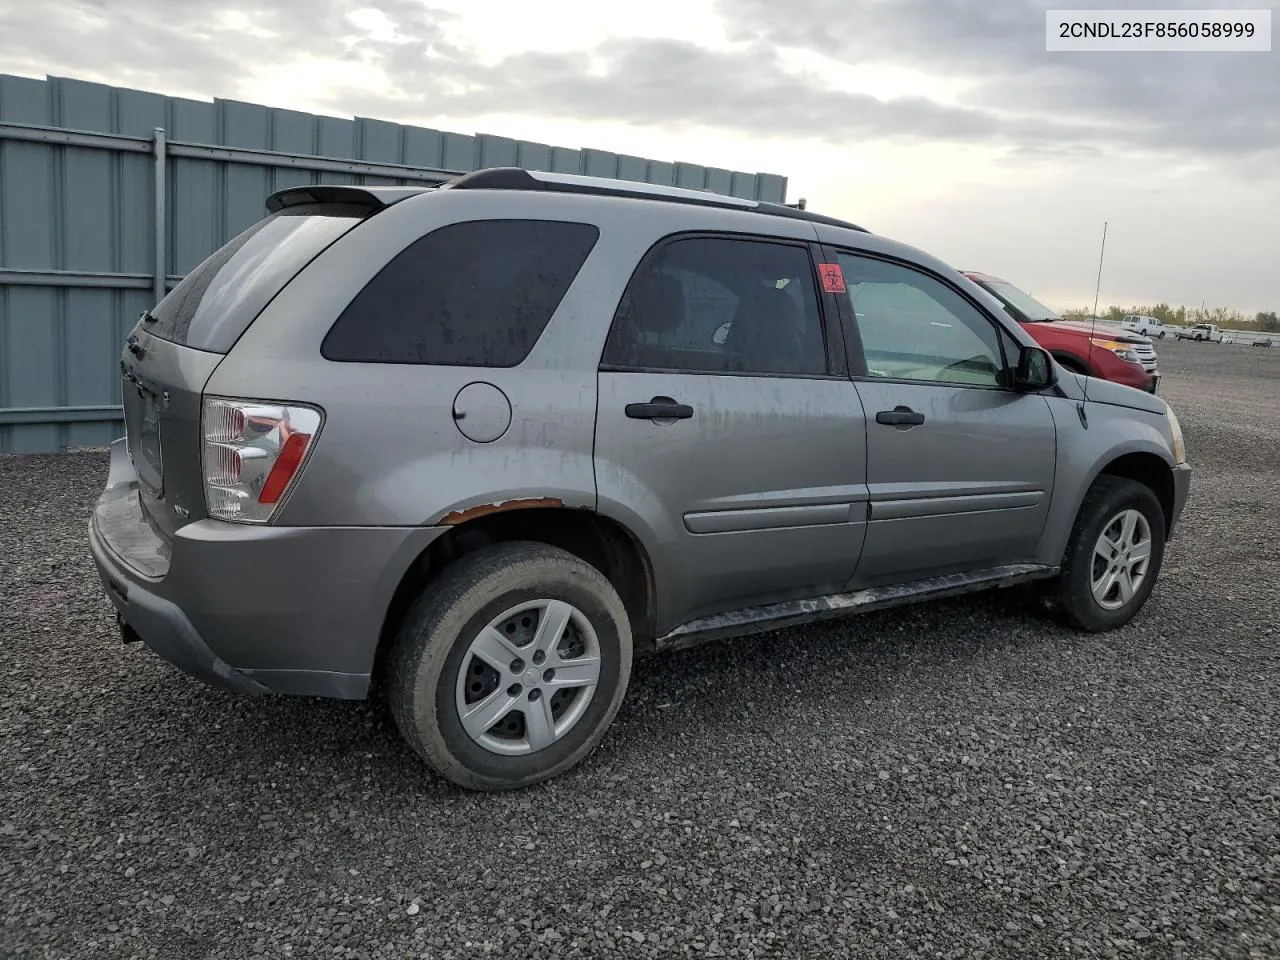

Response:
(1041, 319), (1150, 343)
(1055, 368), (1168, 415)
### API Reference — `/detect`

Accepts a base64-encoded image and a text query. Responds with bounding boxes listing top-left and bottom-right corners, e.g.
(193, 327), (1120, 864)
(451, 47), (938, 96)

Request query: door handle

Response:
(875, 406), (925, 426)
(625, 396), (694, 420)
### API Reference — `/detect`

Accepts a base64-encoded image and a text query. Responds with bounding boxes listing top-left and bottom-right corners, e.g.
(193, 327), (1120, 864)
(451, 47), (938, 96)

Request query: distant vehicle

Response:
(1254, 337), (1273, 348)
(1176, 324), (1222, 343)
(961, 272), (1160, 393)
(1123, 315), (1167, 339)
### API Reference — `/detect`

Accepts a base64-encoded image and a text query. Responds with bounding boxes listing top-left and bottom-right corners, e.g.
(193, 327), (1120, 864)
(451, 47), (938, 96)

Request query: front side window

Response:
(838, 254), (1008, 387)
(322, 219), (600, 366)
(601, 236), (828, 377)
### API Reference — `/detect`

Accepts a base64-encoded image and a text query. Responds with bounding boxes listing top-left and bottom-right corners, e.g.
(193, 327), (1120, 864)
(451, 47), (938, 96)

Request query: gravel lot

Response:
(2, 338), (1277, 959)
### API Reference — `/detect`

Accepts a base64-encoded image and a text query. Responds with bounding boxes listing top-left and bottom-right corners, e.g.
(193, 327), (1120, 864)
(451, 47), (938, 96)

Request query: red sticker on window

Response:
(819, 263), (846, 294)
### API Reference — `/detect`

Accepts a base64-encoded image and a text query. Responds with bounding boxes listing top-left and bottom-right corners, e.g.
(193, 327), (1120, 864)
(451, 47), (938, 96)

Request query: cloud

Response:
(0, 0), (1273, 310)
(4, 0), (1275, 165)
(723, 0), (1280, 158)
(0, 0), (452, 97)
(321, 36), (1093, 146)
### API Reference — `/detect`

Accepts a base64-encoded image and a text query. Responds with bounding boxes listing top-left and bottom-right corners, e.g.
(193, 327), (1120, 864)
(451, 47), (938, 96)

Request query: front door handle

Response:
(875, 406), (925, 426)
(625, 396), (694, 420)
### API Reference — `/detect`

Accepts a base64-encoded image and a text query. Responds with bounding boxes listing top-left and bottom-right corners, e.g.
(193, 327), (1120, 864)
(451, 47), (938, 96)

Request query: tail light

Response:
(202, 398), (323, 523)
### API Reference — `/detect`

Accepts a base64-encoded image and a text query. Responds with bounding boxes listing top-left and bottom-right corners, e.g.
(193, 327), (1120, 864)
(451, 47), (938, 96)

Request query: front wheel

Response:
(388, 542), (633, 790)
(1057, 476), (1167, 631)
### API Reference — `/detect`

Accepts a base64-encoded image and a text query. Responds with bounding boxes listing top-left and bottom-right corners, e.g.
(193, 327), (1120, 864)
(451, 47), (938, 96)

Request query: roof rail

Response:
(442, 167), (868, 233)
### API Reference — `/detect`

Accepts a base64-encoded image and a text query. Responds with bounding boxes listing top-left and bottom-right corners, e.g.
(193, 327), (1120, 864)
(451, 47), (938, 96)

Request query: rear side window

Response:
(145, 203), (369, 353)
(601, 236), (828, 376)
(321, 219), (600, 367)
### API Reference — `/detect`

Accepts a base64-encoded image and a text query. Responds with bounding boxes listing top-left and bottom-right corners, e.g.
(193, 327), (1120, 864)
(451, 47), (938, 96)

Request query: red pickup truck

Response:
(962, 271), (1160, 393)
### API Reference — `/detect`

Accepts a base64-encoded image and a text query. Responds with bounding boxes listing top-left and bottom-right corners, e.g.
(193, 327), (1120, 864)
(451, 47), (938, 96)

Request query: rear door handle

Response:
(875, 406), (925, 426)
(625, 396), (694, 420)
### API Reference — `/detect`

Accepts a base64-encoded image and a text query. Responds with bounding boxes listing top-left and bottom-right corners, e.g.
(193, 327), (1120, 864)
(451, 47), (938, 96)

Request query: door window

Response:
(837, 254), (1008, 387)
(602, 236), (828, 376)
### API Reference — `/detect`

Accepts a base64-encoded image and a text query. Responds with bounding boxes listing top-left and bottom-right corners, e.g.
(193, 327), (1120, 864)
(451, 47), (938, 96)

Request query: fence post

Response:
(152, 127), (167, 305)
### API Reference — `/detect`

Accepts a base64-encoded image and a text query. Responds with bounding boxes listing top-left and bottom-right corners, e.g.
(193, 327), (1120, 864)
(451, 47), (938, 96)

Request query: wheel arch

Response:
(371, 507), (658, 695)
(1091, 450), (1175, 537)
(1051, 351), (1089, 375)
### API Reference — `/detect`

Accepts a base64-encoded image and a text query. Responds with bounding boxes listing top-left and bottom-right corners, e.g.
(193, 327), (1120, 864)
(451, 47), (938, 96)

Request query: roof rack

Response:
(442, 167), (868, 233)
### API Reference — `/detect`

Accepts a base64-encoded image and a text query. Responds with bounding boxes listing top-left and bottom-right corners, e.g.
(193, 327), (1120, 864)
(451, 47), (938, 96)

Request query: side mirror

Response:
(1014, 345), (1057, 391)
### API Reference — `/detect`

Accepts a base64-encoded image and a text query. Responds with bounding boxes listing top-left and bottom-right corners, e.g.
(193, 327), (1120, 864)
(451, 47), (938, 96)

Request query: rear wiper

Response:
(140, 310), (158, 323)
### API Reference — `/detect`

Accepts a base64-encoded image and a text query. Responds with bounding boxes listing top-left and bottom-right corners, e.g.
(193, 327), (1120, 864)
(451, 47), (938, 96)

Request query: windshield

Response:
(980, 280), (1061, 322)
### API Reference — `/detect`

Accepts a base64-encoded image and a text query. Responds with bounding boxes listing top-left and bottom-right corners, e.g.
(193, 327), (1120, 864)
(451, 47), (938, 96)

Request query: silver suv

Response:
(90, 168), (1192, 790)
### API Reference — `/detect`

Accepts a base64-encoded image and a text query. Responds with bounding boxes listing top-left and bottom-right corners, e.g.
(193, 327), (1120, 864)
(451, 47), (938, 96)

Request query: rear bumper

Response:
(89, 438), (445, 699)
(90, 521), (271, 695)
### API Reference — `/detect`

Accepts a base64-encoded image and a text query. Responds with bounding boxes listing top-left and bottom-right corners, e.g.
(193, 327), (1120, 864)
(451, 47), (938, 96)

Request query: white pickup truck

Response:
(1176, 323), (1223, 343)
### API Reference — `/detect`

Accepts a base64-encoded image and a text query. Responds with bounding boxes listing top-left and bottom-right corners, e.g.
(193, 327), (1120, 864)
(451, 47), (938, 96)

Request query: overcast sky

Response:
(1, 0), (1275, 313)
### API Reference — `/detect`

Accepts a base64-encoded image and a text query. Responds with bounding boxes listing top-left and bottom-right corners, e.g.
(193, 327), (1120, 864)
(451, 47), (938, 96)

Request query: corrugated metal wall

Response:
(0, 74), (790, 454)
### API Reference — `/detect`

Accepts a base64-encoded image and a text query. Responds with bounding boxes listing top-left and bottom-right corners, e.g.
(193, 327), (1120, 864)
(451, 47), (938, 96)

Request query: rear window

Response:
(320, 219), (600, 367)
(145, 203), (369, 353)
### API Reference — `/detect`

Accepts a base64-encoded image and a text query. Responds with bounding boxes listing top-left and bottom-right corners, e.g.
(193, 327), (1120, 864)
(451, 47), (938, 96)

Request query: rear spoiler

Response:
(265, 185), (435, 214)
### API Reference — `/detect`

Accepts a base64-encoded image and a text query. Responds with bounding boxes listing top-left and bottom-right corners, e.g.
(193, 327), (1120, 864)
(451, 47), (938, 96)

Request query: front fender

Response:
(1036, 396), (1177, 565)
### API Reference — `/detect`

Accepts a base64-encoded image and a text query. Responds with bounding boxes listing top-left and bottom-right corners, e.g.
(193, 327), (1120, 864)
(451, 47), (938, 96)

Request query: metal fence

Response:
(0, 74), (790, 454)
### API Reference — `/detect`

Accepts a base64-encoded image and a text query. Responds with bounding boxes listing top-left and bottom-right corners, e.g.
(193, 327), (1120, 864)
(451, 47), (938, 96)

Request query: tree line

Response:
(1060, 303), (1279, 332)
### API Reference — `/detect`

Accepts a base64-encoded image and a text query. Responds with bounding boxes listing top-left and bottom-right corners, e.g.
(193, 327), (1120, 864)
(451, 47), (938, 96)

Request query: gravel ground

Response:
(2, 339), (1278, 960)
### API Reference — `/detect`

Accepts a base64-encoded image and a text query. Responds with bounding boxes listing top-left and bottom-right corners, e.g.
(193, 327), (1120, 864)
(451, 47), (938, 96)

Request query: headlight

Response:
(1090, 338), (1141, 363)
(1166, 403), (1186, 465)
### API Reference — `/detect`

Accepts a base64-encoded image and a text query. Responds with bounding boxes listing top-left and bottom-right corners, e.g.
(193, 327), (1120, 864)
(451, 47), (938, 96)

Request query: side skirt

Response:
(655, 563), (1060, 651)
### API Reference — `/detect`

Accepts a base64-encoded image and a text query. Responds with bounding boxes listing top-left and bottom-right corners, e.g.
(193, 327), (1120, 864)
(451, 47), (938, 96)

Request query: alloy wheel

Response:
(1090, 508), (1153, 611)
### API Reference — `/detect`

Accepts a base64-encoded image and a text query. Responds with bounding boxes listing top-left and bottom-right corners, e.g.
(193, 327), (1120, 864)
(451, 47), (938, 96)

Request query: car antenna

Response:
(1080, 220), (1108, 427)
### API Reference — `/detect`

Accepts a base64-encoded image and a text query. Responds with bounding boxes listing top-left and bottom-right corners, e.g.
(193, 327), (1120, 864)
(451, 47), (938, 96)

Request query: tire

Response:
(387, 541), (633, 790)
(1057, 476), (1167, 632)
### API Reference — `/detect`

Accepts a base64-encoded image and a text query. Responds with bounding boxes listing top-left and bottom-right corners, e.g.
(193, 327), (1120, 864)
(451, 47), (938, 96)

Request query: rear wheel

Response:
(1057, 476), (1166, 631)
(388, 542), (633, 790)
